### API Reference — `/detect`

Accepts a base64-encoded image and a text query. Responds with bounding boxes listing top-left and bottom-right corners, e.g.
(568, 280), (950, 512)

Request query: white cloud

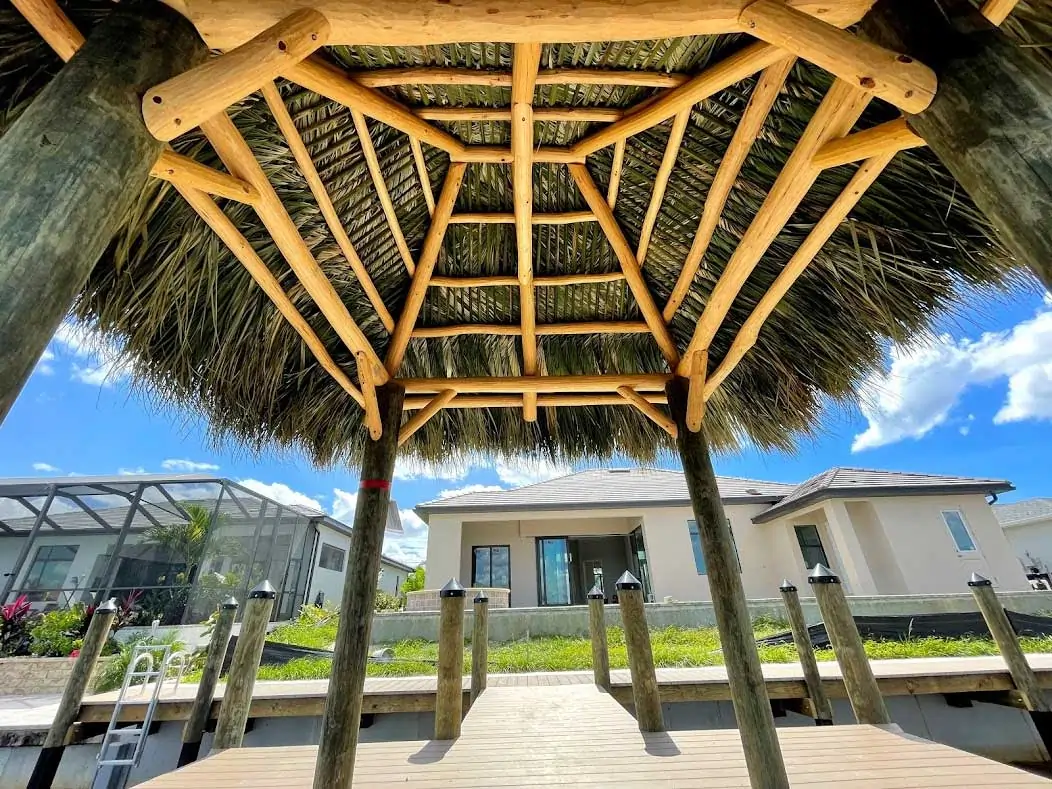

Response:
(331, 488), (358, 522)
(393, 456), (469, 482)
(118, 467), (147, 475)
(32, 462), (59, 472)
(438, 484), (504, 500)
(161, 458), (220, 473)
(35, 349), (55, 377)
(383, 508), (428, 567)
(51, 322), (129, 388)
(852, 302), (1052, 451)
(959, 414), (975, 437)
(238, 479), (324, 512)
(494, 457), (574, 487)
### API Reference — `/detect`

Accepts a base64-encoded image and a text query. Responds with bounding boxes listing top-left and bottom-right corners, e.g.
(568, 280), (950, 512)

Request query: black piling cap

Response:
(779, 579), (797, 593)
(615, 571), (642, 591)
(587, 583), (605, 600)
(249, 580), (277, 599)
(440, 578), (466, 598)
(473, 591), (489, 603)
(807, 564), (840, 585)
(221, 596), (240, 610)
(96, 597), (118, 613)
(968, 572), (993, 588)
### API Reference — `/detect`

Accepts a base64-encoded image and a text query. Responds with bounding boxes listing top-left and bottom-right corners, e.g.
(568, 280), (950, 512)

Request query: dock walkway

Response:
(136, 683), (1050, 787)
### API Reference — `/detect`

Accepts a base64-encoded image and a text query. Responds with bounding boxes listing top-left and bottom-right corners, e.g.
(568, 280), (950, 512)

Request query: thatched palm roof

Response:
(2, 0), (1047, 468)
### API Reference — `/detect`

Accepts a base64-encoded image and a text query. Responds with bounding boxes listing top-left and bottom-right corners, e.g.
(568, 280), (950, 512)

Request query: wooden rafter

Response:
(411, 321), (649, 338)
(398, 389), (456, 445)
(409, 139), (435, 216)
(385, 163), (467, 375)
(416, 107), (623, 123)
(705, 152), (895, 398)
(453, 146), (583, 164)
(449, 211), (595, 225)
(350, 67), (691, 89)
(357, 350), (382, 439)
(513, 43), (543, 422)
(10, 0), (83, 61)
(403, 392), (669, 410)
(664, 56), (795, 321)
(617, 386), (678, 437)
(982, 0), (1020, 24)
(677, 79), (871, 375)
(261, 82), (395, 331)
(570, 164), (680, 369)
(200, 112), (388, 381)
(352, 108), (416, 276)
(636, 109), (690, 266)
(400, 373), (670, 394)
(607, 139), (626, 209)
(812, 117), (924, 169)
(143, 10), (330, 142)
(150, 150), (260, 204)
(429, 272), (625, 288)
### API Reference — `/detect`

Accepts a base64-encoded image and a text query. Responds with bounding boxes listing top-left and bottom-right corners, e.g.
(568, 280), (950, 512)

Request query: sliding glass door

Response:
(536, 537), (571, 606)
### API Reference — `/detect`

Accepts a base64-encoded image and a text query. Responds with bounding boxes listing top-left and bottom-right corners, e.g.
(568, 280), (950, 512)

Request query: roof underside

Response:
(2, 1), (1046, 471)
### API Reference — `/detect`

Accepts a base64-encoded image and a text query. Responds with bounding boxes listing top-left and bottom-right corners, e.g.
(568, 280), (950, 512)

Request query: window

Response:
(687, 520), (740, 575)
(23, 545), (78, 600)
(318, 543), (346, 571)
(794, 525), (829, 570)
(942, 510), (976, 552)
(472, 545), (510, 588)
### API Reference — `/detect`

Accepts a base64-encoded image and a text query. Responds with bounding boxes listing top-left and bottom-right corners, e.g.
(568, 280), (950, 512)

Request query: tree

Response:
(401, 566), (425, 595)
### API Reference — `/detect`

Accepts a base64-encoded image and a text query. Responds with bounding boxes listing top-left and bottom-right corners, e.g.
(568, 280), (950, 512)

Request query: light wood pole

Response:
(470, 591), (489, 705)
(587, 583), (611, 690)
(861, 0), (1052, 290)
(0, 0), (207, 423)
(178, 597), (239, 766)
(667, 377), (788, 789)
(616, 572), (664, 732)
(211, 582), (275, 752)
(779, 580), (834, 725)
(28, 599), (117, 789)
(435, 578), (467, 739)
(314, 381), (405, 788)
(808, 564), (890, 725)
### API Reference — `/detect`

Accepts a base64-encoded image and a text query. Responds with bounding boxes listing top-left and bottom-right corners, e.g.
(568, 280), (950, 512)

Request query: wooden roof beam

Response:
(150, 150), (260, 204)
(400, 373), (671, 394)
(572, 42), (787, 158)
(449, 211), (596, 225)
(608, 139), (627, 209)
(686, 348), (709, 431)
(411, 321), (649, 338)
(453, 146), (584, 164)
(404, 392), (669, 410)
(637, 109), (691, 266)
(812, 117), (925, 169)
(350, 67), (691, 89)
(677, 79), (871, 374)
(428, 272), (625, 288)
(410, 139), (435, 216)
(705, 152), (895, 397)
(356, 350), (382, 438)
(664, 56), (795, 321)
(398, 389), (457, 445)
(739, 0), (935, 113)
(261, 82), (395, 331)
(982, 0), (1020, 24)
(570, 164), (681, 369)
(11, 0), (83, 62)
(617, 387), (678, 437)
(416, 107), (623, 123)
(385, 163), (467, 375)
(143, 9), (330, 141)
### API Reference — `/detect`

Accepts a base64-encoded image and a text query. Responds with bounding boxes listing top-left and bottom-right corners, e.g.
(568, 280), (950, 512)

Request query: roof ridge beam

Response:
(399, 374), (671, 394)
(403, 393), (669, 410)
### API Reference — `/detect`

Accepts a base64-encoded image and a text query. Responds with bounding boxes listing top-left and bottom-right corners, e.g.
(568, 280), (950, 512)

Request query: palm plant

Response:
(143, 503), (214, 579)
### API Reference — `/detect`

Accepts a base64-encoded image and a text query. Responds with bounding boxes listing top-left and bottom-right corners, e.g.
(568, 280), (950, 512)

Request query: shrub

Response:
(29, 604), (119, 657)
(93, 632), (187, 693)
(401, 567), (425, 595)
(0, 595), (38, 657)
(374, 590), (402, 612)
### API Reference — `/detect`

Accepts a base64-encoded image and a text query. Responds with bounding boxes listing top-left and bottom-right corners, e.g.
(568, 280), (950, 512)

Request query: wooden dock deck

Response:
(135, 684), (1051, 787)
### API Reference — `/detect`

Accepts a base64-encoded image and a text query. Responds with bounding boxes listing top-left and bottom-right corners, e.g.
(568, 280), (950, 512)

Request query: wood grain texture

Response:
(211, 592), (274, 751)
(11, 0), (84, 61)
(637, 109), (690, 265)
(780, 585), (834, 723)
(470, 597), (489, 704)
(409, 138), (435, 215)
(588, 597), (611, 689)
(812, 117), (924, 168)
(180, 602), (237, 763)
(617, 386), (678, 437)
(150, 150), (259, 204)
(435, 591), (466, 738)
(617, 586), (665, 731)
(398, 389), (456, 445)
(982, 0), (1020, 24)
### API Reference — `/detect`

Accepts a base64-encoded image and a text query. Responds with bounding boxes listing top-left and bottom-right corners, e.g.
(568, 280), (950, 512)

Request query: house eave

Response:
(417, 494), (785, 521)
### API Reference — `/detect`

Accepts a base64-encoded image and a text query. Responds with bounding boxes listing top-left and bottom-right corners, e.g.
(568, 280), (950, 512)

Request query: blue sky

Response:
(2, 285), (1050, 566)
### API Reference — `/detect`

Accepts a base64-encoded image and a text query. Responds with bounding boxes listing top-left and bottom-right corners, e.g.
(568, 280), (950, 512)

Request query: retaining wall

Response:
(0, 657), (112, 695)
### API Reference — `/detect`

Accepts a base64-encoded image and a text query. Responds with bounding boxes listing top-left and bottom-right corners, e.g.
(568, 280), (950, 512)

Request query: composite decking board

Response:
(135, 685), (1048, 788)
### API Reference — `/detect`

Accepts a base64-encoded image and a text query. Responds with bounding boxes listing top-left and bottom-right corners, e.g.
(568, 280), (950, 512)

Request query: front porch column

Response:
(0, 0), (207, 422)
(861, 0), (1052, 290)
(822, 501), (879, 596)
(314, 381), (405, 789)
(666, 377), (788, 789)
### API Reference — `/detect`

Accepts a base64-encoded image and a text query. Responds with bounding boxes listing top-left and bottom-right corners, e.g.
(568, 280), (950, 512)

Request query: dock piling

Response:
(809, 564), (890, 725)
(587, 583), (610, 690)
(616, 571), (664, 732)
(211, 581), (275, 752)
(779, 579), (833, 725)
(470, 591), (489, 705)
(435, 578), (466, 739)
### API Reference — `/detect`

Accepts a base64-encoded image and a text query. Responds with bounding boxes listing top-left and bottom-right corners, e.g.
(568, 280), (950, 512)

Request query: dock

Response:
(135, 683), (1049, 787)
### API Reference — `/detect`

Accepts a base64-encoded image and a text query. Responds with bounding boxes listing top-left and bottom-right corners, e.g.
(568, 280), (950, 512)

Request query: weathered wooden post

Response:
(211, 582), (275, 752)
(861, 0), (1052, 290)
(314, 382), (404, 788)
(0, 0), (207, 422)
(779, 580), (834, 725)
(435, 578), (467, 739)
(178, 596), (239, 766)
(470, 591), (489, 705)
(587, 583), (611, 690)
(28, 599), (117, 789)
(808, 564), (890, 725)
(667, 377), (787, 788)
(616, 571), (664, 732)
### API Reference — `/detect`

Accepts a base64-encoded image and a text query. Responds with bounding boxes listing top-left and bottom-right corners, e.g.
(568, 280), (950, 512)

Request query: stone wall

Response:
(405, 587), (510, 612)
(0, 656), (112, 695)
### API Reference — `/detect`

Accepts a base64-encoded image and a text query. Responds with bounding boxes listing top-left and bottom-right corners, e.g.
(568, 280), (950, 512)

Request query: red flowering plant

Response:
(0, 594), (38, 656)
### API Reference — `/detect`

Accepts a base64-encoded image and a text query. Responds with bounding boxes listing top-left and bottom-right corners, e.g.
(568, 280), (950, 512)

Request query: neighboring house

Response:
(420, 467), (1029, 607)
(994, 498), (1052, 585)
(0, 474), (405, 623)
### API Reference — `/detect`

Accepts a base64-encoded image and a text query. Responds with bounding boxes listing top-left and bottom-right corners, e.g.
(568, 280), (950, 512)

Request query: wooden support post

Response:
(178, 597), (239, 767)
(470, 592), (489, 705)
(779, 580), (834, 725)
(861, 0), (1052, 290)
(313, 381), (405, 788)
(667, 376), (788, 789)
(616, 572), (664, 732)
(0, 2), (206, 424)
(211, 582), (275, 751)
(435, 578), (467, 739)
(28, 600), (117, 789)
(587, 583), (611, 690)
(808, 564), (890, 725)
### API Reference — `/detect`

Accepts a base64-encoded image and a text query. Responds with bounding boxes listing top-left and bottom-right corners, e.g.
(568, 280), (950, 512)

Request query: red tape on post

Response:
(360, 479), (391, 491)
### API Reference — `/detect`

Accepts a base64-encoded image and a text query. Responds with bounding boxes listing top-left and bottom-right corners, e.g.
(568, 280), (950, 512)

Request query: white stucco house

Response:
(994, 498), (1052, 587)
(420, 467), (1030, 607)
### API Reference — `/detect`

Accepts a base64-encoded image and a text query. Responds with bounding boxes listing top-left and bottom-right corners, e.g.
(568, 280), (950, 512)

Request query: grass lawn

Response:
(245, 613), (1052, 682)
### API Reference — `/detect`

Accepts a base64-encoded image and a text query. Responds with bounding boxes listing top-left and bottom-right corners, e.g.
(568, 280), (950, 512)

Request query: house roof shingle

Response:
(994, 498), (1052, 527)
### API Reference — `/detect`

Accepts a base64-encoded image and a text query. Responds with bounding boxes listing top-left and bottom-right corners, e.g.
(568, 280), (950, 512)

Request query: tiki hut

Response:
(3, 0), (1052, 787)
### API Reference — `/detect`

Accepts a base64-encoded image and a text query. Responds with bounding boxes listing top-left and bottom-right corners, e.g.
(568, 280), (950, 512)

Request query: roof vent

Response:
(745, 488), (761, 495)
(607, 468), (632, 474)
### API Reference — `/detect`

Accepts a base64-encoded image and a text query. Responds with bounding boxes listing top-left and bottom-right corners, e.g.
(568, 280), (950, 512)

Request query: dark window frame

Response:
(318, 542), (346, 572)
(794, 524), (829, 570)
(471, 544), (511, 589)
